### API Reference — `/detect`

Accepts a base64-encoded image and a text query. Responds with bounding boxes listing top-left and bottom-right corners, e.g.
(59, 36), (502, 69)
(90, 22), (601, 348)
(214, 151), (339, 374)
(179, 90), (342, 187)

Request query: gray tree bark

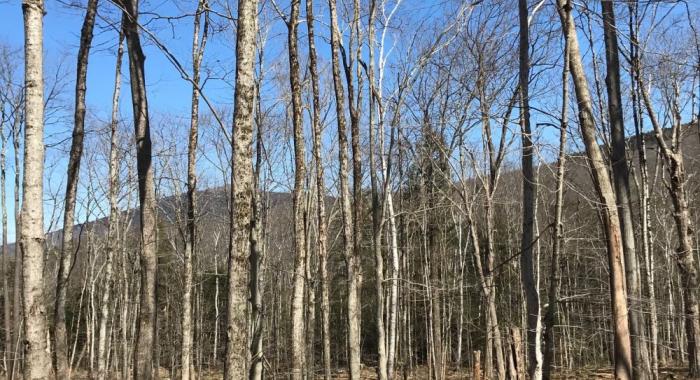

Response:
(600, 2), (650, 378)
(96, 25), (124, 380)
(53, 0), (98, 376)
(517, 1), (543, 378)
(182, 2), (208, 379)
(542, 18), (569, 380)
(328, 0), (361, 377)
(120, 0), (159, 377)
(555, 1), (633, 378)
(286, 0), (308, 378)
(637, 68), (700, 378)
(306, 0), (332, 377)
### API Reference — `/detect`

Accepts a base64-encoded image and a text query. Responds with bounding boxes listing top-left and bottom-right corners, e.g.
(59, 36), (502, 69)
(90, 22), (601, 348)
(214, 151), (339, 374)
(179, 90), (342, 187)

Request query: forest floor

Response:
(188, 365), (690, 379)
(3, 365), (687, 379)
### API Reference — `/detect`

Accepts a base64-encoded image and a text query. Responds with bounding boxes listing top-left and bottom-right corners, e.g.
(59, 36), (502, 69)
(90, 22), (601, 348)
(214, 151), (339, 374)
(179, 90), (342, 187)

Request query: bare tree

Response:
(328, 0), (361, 377)
(182, 2), (209, 379)
(225, 0), (258, 378)
(96, 24), (124, 380)
(517, 1), (542, 378)
(599, 2), (650, 377)
(306, 0), (332, 377)
(542, 16), (569, 379)
(285, 0), (308, 378)
(53, 0), (98, 376)
(555, 1), (633, 378)
(635, 37), (700, 377)
(119, 0), (159, 377)
(20, 0), (53, 378)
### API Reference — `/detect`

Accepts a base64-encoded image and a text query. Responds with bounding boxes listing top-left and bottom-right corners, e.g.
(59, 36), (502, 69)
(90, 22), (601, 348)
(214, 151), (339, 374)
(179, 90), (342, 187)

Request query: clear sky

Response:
(1, 0), (698, 243)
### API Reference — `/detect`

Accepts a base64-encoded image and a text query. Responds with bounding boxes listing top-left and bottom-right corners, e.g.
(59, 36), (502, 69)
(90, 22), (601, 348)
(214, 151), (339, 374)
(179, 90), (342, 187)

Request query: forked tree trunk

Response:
(306, 0), (332, 377)
(600, 2), (650, 378)
(120, 0), (159, 377)
(555, 1), (633, 378)
(328, 0), (361, 378)
(21, 0), (53, 378)
(224, 0), (258, 378)
(287, 0), (308, 378)
(53, 0), (98, 376)
(96, 25), (124, 380)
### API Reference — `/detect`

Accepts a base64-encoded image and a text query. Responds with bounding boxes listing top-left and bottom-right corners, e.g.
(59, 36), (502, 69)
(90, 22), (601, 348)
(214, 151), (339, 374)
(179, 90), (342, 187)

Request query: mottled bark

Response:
(224, 0), (258, 378)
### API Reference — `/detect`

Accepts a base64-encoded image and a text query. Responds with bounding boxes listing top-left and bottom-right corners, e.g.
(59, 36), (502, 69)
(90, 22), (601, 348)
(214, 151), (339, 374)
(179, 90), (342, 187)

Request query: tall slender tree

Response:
(306, 0), (332, 377)
(328, 0), (361, 377)
(225, 0), (258, 378)
(95, 24), (124, 380)
(182, 2), (208, 379)
(119, 0), (159, 377)
(21, 0), (53, 378)
(556, 1), (633, 378)
(517, 1), (543, 378)
(542, 16), (569, 380)
(286, 0), (308, 378)
(600, 2), (650, 378)
(53, 0), (98, 376)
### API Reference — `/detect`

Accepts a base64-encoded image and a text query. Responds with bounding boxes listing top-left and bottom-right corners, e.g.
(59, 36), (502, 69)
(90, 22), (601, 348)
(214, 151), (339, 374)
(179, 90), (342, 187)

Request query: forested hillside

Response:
(1, 0), (700, 379)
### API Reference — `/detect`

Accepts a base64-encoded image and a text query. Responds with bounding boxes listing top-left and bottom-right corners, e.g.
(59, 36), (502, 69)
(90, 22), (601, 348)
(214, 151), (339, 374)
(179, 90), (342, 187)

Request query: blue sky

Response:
(1, 0), (698, 242)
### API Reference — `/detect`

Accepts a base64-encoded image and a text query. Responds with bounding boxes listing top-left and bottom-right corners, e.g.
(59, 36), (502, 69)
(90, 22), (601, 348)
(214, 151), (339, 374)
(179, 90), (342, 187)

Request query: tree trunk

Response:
(1, 95), (10, 375)
(224, 0), (257, 378)
(96, 25), (124, 380)
(287, 1), (308, 378)
(11, 100), (21, 380)
(53, 0), (98, 376)
(328, 0), (361, 378)
(21, 0), (53, 378)
(600, 2), (650, 378)
(517, 1), (543, 378)
(120, 0), (159, 377)
(182, 3), (208, 379)
(555, 1), (633, 378)
(248, 29), (265, 380)
(542, 19), (569, 380)
(368, 1), (388, 378)
(636, 63), (700, 378)
(628, 4), (658, 375)
(306, 0), (332, 377)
